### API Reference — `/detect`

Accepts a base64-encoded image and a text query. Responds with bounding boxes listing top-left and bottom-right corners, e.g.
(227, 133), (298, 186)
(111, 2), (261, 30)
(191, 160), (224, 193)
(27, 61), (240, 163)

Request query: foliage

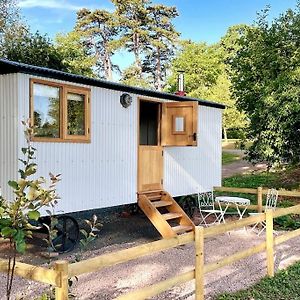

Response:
(113, 0), (150, 78)
(120, 64), (151, 88)
(0, 0), (25, 48)
(0, 121), (60, 300)
(76, 8), (121, 80)
(228, 5), (300, 165)
(79, 214), (102, 251)
(223, 172), (279, 189)
(142, 4), (179, 91)
(222, 152), (240, 165)
(1, 30), (69, 71)
(55, 31), (96, 77)
(216, 261), (300, 300)
(167, 40), (248, 136)
(168, 41), (221, 94)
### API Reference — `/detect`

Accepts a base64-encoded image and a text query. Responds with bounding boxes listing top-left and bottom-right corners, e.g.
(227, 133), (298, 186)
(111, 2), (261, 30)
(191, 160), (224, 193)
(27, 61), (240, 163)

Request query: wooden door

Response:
(161, 101), (198, 146)
(138, 146), (163, 192)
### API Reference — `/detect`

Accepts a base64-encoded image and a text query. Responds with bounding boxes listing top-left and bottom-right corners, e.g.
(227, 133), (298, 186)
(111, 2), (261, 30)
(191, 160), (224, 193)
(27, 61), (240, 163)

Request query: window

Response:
(30, 79), (90, 143)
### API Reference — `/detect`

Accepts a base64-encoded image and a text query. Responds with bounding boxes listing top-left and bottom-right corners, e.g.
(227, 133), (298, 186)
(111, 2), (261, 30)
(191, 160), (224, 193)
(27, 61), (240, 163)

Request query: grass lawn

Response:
(223, 167), (300, 191)
(216, 261), (300, 300)
(221, 166), (300, 228)
(222, 152), (241, 165)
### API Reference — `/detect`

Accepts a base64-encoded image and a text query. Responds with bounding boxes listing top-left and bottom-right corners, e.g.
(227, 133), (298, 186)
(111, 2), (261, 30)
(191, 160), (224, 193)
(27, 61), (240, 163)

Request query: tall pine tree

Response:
(76, 8), (120, 80)
(143, 4), (179, 91)
(112, 0), (150, 79)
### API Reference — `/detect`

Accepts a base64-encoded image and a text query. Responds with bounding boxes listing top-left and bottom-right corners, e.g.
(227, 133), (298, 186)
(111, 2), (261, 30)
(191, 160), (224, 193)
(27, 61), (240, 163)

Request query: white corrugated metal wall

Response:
(164, 106), (222, 196)
(1, 73), (222, 214)
(17, 74), (138, 214)
(0, 74), (19, 199)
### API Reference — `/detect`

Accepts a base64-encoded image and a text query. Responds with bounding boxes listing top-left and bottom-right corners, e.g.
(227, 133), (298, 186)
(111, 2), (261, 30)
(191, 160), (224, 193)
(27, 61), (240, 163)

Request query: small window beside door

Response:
(30, 79), (91, 143)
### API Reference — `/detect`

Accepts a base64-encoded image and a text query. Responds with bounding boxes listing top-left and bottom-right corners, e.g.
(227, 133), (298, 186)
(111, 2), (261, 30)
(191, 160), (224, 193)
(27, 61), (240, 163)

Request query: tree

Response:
(167, 40), (248, 139)
(0, 122), (60, 300)
(1, 30), (68, 71)
(229, 5), (300, 165)
(0, 0), (26, 53)
(168, 41), (222, 94)
(55, 31), (96, 77)
(112, 0), (150, 79)
(120, 64), (151, 88)
(76, 8), (120, 80)
(143, 4), (179, 91)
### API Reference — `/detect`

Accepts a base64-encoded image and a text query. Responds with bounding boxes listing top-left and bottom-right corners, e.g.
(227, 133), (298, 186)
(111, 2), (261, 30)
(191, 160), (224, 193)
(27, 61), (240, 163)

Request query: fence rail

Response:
(1, 186), (300, 300)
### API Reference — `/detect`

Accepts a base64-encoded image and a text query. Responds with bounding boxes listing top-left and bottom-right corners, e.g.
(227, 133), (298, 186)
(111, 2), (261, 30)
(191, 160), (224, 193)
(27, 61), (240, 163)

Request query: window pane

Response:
(174, 116), (185, 132)
(33, 83), (60, 138)
(67, 93), (85, 136)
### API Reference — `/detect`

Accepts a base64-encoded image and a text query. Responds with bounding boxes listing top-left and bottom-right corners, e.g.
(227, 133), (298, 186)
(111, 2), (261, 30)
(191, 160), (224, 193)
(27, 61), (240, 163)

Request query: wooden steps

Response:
(138, 190), (195, 238)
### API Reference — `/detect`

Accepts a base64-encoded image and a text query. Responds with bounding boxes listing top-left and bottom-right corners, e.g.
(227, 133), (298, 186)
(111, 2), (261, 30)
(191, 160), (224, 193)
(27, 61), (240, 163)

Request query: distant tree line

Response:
(1, 0), (300, 166)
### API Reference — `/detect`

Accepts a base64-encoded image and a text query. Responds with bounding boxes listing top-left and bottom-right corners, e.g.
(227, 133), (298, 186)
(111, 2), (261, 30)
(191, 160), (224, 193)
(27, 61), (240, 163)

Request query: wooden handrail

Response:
(0, 259), (60, 286)
(2, 187), (300, 300)
(68, 231), (194, 277)
(214, 186), (300, 198)
(204, 214), (265, 237)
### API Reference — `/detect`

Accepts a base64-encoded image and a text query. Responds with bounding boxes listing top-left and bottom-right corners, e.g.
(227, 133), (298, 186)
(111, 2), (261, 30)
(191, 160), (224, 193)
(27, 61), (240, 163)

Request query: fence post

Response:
(55, 260), (69, 300)
(265, 210), (274, 277)
(257, 187), (263, 214)
(195, 226), (205, 300)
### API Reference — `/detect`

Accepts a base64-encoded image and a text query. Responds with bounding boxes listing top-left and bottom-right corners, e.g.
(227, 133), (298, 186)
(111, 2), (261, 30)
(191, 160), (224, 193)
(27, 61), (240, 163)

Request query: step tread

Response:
(148, 195), (162, 201)
(152, 200), (173, 208)
(139, 190), (163, 195)
(162, 212), (182, 220)
(172, 225), (194, 234)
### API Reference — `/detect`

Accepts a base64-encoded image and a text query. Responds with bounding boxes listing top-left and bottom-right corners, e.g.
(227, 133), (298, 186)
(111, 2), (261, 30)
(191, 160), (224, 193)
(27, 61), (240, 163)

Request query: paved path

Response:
(222, 150), (267, 178)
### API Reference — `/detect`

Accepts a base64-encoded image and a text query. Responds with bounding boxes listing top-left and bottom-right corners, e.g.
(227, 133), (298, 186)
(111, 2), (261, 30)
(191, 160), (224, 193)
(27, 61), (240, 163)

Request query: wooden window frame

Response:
(30, 78), (91, 143)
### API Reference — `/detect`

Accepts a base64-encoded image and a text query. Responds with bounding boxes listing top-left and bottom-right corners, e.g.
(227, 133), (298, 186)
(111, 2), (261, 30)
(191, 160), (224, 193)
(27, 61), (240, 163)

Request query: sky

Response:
(18, 0), (299, 74)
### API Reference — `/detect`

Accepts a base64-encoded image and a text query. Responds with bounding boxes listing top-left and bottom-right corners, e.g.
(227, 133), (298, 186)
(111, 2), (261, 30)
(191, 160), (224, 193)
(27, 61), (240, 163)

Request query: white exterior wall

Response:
(0, 72), (222, 214)
(0, 74), (19, 199)
(164, 106), (222, 196)
(17, 74), (138, 214)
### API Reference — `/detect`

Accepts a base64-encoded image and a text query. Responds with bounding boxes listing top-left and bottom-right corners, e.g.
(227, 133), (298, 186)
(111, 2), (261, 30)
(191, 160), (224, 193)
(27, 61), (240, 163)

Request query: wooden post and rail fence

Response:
(1, 186), (300, 299)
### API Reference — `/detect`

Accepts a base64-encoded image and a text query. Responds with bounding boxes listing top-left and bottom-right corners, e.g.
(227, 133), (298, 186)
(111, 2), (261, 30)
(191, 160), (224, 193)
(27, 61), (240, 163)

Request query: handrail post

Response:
(266, 210), (274, 277)
(55, 260), (69, 300)
(195, 226), (205, 300)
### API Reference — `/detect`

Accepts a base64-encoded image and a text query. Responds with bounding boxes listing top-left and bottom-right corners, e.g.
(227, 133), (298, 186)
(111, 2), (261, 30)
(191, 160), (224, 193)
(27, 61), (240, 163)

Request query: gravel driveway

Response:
(2, 228), (300, 300)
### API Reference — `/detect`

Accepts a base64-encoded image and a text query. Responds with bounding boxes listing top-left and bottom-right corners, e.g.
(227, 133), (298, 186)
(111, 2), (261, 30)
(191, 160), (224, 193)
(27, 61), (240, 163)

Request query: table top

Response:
(215, 196), (250, 205)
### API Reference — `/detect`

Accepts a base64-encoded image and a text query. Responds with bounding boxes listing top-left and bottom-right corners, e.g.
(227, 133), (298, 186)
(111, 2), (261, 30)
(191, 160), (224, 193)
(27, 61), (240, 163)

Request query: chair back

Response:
(265, 188), (278, 210)
(197, 191), (214, 209)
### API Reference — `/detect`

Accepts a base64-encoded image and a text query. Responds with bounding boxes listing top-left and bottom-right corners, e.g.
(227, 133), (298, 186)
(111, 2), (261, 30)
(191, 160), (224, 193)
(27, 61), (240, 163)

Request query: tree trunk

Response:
(104, 52), (113, 81)
(156, 47), (162, 91)
(133, 32), (142, 77)
(223, 127), (228, 142)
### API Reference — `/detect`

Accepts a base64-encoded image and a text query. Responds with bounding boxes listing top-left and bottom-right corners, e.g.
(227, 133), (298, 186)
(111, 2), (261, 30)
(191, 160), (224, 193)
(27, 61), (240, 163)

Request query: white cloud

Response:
(18, 0), (91, 11)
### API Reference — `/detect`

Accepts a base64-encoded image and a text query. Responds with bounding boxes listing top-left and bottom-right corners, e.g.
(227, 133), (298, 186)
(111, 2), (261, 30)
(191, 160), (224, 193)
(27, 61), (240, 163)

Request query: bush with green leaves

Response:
(0, 121), (61, 300)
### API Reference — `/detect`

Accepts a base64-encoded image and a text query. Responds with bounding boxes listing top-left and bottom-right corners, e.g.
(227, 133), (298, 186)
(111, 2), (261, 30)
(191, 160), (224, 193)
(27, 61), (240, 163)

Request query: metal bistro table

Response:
(215, 196), (250, 222)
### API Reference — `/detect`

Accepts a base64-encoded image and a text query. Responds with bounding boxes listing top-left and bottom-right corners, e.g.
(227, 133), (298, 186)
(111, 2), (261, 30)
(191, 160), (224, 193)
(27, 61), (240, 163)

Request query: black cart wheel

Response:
(179, 195), (197, 218)
(52, 215), (79, 253)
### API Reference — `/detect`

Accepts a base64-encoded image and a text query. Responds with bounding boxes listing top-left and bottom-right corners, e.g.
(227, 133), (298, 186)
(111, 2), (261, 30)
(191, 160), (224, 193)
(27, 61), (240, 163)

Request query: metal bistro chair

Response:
(249, 188), (278, 236)
(197, 191), (224, 227)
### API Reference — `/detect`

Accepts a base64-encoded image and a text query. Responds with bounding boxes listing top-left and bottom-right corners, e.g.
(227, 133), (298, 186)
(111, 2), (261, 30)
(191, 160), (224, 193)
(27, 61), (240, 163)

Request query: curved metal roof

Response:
(0, 59), (225, 109)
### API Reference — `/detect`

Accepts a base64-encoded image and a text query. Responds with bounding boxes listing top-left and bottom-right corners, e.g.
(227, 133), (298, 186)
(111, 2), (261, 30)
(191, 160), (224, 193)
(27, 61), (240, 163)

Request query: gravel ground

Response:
(1, 227), (300, 300)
